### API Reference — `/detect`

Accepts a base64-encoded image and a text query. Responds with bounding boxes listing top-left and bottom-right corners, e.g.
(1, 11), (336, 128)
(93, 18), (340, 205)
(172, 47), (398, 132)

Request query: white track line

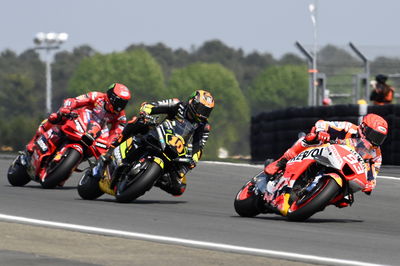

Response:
(0, 214), (385, 266)
(202, 161), (400, 181)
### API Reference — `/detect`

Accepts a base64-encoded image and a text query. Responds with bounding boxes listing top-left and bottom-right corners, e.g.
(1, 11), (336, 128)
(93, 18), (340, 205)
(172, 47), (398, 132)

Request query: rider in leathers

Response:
(263, 113), (388, 214)
(26, 83), (131, 153)
(101, 90), (214, 196)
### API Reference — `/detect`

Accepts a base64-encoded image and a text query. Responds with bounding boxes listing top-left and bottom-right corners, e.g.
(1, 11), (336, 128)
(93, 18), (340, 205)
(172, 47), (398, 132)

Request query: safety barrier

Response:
(251, 104), (400, 165)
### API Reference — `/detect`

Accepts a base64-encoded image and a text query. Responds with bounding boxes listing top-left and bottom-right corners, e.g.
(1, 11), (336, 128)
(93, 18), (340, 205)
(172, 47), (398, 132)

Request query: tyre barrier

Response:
(251, 104), (399, 165)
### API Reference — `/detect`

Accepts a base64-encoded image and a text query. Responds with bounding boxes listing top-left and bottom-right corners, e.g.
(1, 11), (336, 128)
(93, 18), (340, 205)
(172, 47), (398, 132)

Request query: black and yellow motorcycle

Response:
(77, 117), (195, 203)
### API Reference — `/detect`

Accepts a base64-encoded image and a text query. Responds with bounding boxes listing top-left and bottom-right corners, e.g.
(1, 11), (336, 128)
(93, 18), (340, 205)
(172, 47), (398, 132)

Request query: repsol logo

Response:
(293, 147), (324, 161)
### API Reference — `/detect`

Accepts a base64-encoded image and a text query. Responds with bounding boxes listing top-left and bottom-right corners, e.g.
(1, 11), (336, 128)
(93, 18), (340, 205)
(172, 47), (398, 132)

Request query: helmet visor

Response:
(110, 96), (128, 112)
(192, 100), (212, 120)
(364, 126), (387, 146)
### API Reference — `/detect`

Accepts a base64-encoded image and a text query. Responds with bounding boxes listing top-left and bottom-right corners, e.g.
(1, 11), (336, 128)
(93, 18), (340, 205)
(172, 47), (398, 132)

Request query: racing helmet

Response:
(106, 83), (131, 113)
(187, 90), (215, 122)
(359, 113), (388, 146)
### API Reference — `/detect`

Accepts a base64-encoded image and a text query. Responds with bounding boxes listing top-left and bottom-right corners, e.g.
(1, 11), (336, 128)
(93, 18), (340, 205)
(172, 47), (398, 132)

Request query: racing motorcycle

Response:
(77, 116), (195, 203)
(234, 139), (370, 221)
(7, 108), (109, 189)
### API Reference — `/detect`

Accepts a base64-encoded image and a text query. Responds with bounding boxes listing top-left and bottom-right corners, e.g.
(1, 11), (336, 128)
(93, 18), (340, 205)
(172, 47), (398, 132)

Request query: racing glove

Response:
(48, 112), (62, 124)
(59, 107), (72, 116)
(317, 131), (330, 143)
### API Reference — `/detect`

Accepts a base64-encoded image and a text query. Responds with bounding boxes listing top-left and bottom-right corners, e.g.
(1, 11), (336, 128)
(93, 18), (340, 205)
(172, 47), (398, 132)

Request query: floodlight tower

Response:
(34, 32), (68, 114)
(309, 2), (318, 106)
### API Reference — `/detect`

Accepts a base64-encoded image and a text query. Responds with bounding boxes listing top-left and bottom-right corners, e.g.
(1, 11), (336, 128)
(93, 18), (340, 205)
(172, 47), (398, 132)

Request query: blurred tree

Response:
(241, 51), (276, 92)
(52, 45), (97, 108)
(371, 56), (400, 76)
(0, 115), (40, 151)
(126, 43), (191, 79)
(248, 65), (308, 115)
(68, 49), (165, 116)
(168, 62), (250, 158)
(318, 45), (359, 75)
(0, 73), (40, 117)
(0, 49), (45, 116)
(278, 53), (306, 65)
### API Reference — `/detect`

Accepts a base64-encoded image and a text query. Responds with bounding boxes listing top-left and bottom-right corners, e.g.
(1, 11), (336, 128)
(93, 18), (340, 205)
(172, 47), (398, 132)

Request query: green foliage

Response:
(68, 49), (165, 116)
(52, 45), (97, 108)
(168, 63), (250, 158)
(0, 73), (40, 117)
(279, 53), (306, 65)
(0, 115), (41, 150)
(248, 65), (308, 114)
(126, 43), (191, 80)
(0, 49), (45, 117)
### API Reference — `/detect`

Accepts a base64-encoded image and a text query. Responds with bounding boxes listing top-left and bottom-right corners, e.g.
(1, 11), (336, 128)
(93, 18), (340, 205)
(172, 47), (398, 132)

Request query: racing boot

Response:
(155, 172), (187, 196)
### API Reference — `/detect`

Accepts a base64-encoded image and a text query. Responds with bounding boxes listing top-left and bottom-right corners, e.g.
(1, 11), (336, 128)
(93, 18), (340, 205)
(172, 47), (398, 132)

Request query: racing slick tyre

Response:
(7, 155), (31, 186)
(115, 161), (162, 203)
(287, 177), (340, 222)
(77, 170), (104, 200)
(234, 180), (262, 217)
(41, 149), (81, 189)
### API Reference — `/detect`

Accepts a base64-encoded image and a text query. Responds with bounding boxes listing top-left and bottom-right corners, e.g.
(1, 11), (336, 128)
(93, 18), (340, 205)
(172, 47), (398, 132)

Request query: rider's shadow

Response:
(232, 215), (363, 223)
(7, 185), (77, 190)
(88, 198), (187, 205)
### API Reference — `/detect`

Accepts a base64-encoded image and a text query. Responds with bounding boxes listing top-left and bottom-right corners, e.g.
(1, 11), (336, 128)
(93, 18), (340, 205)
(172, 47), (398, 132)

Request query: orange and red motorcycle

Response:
(234, 139), (371, 221)
(7, 108), (109, 189)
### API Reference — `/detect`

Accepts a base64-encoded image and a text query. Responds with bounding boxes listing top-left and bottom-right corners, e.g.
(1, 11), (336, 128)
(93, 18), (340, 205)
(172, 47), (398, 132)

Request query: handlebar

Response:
(63, 111), (79, 120)
(140, 114), (158, 126)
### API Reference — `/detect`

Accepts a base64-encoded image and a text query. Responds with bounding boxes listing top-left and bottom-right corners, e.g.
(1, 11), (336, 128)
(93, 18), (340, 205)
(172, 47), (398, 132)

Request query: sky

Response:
(2, 0), (400, 59)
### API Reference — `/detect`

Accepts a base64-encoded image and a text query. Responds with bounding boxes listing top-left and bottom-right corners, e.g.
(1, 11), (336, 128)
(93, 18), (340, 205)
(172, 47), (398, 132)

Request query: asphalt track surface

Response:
(1, 155), (400, 266)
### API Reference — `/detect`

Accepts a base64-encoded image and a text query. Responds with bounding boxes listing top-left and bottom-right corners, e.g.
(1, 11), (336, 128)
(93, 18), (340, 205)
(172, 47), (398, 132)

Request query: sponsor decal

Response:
(36, 137), (48, 152)
(95, 142), (107, 149)
(292, 147), (324, 161)
(120, 91), (130, 97)
(74, 120), (84, 133)
(378, 126), (387, 133)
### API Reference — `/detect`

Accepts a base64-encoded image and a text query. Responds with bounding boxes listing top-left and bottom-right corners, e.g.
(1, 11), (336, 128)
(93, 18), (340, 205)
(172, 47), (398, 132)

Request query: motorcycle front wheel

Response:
(41, 149), (81, 189)
(234, 180), (263, 217)
(287, 176), (340, 222)
(77, 170), (104, 200)
(115, 160), (162, 203)
(7, 155), (31, 186)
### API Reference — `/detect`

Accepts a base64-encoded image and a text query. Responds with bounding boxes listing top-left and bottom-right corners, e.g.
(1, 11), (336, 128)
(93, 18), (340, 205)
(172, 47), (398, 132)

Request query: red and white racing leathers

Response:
(313, 120), (382, 184)
(62, 92), (127, 144)
(27, 92), (127, 152)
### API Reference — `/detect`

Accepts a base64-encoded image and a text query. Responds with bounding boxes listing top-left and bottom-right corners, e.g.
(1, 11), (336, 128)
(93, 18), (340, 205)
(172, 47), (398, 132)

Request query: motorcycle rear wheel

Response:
(234, 180), (262, 217)
(41, 149), (81, 189)
(287, 176), (340, 222)
(77, 170), (104, 200)
(115, 161), (162, 203)
(7, 155), (31, 186)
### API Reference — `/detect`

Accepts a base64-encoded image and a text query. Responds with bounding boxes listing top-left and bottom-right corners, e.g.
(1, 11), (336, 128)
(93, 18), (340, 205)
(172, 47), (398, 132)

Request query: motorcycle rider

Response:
(98, 90), (214, 196)
(263, 113), (388, 211)
(26, 83), (131, 154)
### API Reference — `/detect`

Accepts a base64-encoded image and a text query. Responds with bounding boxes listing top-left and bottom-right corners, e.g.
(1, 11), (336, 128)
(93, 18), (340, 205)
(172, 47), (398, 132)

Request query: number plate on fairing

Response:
(36, 136), (48, 153)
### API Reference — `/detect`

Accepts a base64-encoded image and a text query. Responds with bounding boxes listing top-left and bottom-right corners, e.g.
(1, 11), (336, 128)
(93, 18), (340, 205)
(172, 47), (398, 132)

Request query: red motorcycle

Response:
(7, 108), (109, 188)
(234, 139), (370, 221)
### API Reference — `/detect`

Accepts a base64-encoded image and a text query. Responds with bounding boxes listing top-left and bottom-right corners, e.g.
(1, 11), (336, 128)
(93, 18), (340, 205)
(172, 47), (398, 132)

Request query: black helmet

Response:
(187, 90), (214, 122)
(375, 74), (388, 84)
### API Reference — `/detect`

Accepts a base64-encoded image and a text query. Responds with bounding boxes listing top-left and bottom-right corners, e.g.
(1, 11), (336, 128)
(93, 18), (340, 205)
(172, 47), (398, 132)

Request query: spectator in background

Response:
(370, 74), (395, 105)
